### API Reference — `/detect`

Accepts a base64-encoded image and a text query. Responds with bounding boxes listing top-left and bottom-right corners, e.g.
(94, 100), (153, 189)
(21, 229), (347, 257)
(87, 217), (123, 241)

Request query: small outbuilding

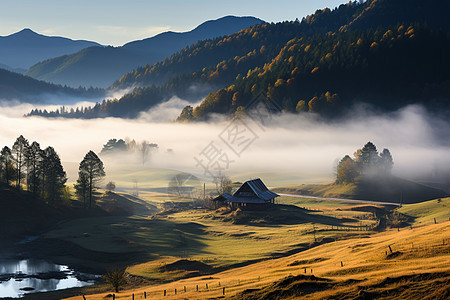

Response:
(226, 178), (279, 209)
(210, 193), (232, 209)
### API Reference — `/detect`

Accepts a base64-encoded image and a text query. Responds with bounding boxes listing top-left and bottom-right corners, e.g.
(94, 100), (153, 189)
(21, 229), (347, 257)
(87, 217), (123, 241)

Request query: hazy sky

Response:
(0, 0), (348, 46)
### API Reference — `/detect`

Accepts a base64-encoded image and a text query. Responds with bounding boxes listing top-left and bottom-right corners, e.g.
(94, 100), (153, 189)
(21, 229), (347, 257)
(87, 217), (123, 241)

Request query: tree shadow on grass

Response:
(118, 217), (211, 258)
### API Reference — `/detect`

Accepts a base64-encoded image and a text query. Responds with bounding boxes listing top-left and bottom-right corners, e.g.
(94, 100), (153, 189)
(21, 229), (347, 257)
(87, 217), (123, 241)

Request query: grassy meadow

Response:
(11, 167), (448, 299)
(61, 218), (450, 299)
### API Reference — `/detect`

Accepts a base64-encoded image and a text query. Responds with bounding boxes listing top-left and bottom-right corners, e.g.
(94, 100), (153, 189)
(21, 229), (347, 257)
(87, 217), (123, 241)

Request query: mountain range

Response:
(31, 0), (450, 120)
(24, 16), (264, 88)
(0, 29), (101, 71)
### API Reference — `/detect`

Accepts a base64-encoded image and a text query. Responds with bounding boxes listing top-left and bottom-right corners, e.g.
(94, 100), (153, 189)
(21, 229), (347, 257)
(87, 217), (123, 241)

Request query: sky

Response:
(0, 0), (349, 46)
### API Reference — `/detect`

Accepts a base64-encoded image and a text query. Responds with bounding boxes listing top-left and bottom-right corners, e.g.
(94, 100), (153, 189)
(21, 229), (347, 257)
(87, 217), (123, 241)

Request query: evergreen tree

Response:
(12, 135), (29, 189)
(355, 141), (379, 172)
(0, 146), (15, 186)
(74, 172), (89, 208)
(24, 141), (42, 195)
(40, 147), (67, 205)
(77, 151), (105, 208)
(100, 139), (127, 155)
(380, 148), (394, 174)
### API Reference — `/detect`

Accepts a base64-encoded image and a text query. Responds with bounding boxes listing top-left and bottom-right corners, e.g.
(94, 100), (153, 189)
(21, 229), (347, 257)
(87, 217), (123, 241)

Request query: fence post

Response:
(132, 293), (134, 300)
(341, 261), (343, 267)
(164, 290), (166, 296)
(206, 283), (208, 289)
(434, 218), (437, 224)
(184, 286), (186, 292)
(113, 294), (115, 300)
(83, 296), (86, 300)
(223, 287), (225, 295)
(196, 285), (198, 291)
(175, 288), (177, 295)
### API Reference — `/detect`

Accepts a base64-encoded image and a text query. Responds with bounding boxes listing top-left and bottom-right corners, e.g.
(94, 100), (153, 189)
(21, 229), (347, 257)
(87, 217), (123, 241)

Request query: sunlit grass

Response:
(397, 197), (450, 225)
(63, 221), (450, 300)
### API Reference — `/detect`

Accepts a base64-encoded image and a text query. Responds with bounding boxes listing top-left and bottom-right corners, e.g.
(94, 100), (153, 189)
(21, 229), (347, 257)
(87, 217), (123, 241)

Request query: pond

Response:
(0, 259), (97, 298)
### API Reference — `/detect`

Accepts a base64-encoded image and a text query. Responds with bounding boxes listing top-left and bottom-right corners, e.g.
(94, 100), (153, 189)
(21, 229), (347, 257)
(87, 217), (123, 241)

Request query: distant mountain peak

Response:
(9, 28), (39, 37)
(0, 29), (101, 69)
(19, 28), (35, 33)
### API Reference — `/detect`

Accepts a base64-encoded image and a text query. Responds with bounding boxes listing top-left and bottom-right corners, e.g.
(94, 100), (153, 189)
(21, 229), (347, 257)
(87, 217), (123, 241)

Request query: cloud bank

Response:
(0, 101), (449, 186)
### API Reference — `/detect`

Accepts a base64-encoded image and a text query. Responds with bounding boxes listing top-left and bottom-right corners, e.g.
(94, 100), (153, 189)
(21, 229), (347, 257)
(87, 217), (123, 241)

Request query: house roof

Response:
(235, 178), (279, 201)
(225, 178), (279, 204)
(213, 193), (232, 201)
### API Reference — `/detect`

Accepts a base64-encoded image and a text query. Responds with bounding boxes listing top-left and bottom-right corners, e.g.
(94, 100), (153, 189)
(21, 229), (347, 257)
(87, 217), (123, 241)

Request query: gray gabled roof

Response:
(213, 193), (232, 201)
(230, 178), (279, 203)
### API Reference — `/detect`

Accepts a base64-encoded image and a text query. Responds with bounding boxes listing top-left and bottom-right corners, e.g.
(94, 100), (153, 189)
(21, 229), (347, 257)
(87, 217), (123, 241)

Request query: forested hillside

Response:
(190, 25), (450, 120)
(0, 68), (104, 103)
(29, 0), (450, 119)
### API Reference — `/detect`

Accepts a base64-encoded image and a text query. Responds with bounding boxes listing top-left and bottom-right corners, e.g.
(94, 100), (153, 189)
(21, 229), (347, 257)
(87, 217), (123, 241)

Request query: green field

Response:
(39, 189), (381, 280)
(397, 197), (450, 225)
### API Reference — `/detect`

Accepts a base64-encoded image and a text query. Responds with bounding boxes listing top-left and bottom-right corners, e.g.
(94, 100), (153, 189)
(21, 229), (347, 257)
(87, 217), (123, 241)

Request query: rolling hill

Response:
(32, 0), (450, 119)
(25, 16), (264, 88)
(0, 67), (104, 103)
(273, 176), (448, 205)
(0, 28), (100, 70)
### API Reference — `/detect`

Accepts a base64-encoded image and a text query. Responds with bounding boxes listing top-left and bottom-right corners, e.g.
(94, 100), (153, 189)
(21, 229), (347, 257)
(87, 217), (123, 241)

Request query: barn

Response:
(226, 178), (279, 209)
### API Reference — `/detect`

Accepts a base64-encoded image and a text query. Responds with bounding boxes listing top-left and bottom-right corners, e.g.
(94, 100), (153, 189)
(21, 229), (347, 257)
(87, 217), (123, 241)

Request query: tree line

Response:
(100, 138), (159, 165)
(0, 135), (105, 208)
(0, 68), (104, 103)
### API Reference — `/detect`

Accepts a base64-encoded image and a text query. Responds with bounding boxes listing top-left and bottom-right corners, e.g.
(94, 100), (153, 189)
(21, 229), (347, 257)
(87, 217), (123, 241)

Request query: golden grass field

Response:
(54, 197), (450, 300)
(63, 221), (449, 299)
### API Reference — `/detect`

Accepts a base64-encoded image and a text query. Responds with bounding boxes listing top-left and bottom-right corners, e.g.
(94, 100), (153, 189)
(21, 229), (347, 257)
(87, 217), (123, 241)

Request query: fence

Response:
(81, 275), (265, 299)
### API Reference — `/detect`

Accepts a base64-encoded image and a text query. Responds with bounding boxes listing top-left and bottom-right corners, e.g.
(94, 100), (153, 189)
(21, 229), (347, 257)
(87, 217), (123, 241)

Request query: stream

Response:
(0, 258), (97, 298)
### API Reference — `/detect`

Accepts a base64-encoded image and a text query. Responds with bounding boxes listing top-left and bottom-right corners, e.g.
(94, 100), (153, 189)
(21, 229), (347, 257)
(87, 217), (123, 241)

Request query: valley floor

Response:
(61, 221), (450, 299)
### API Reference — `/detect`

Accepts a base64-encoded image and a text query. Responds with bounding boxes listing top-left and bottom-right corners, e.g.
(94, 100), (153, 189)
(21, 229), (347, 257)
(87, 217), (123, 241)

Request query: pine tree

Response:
(12, 135), (29, 189)
(0, 146), (15, 186)
(355, 141), (379, 172)
(380, 148), (394, 174)
(77, 151), (105, 208)
(40, 147), (67, 205)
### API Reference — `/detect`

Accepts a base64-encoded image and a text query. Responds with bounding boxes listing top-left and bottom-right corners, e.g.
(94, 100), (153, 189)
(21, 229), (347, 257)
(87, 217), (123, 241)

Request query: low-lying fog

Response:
(1, 97), (449, 186)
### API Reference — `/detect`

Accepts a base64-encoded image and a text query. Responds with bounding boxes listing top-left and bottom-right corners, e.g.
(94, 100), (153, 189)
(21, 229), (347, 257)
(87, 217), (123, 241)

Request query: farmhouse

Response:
(225, 178), (279, 209)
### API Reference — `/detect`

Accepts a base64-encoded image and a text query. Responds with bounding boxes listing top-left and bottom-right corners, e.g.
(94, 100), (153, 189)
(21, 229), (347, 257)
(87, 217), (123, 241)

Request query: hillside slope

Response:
(274, 176), (448, 204)
(0, 68), (104, 103)
(25, 16), (264, 88)
(62, 221), (450, 299)
(0, 28), (100, 69)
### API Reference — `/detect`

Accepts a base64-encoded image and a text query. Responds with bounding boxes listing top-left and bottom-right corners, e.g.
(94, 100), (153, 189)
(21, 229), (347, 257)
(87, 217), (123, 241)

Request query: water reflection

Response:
(0, 259), (96, 298)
